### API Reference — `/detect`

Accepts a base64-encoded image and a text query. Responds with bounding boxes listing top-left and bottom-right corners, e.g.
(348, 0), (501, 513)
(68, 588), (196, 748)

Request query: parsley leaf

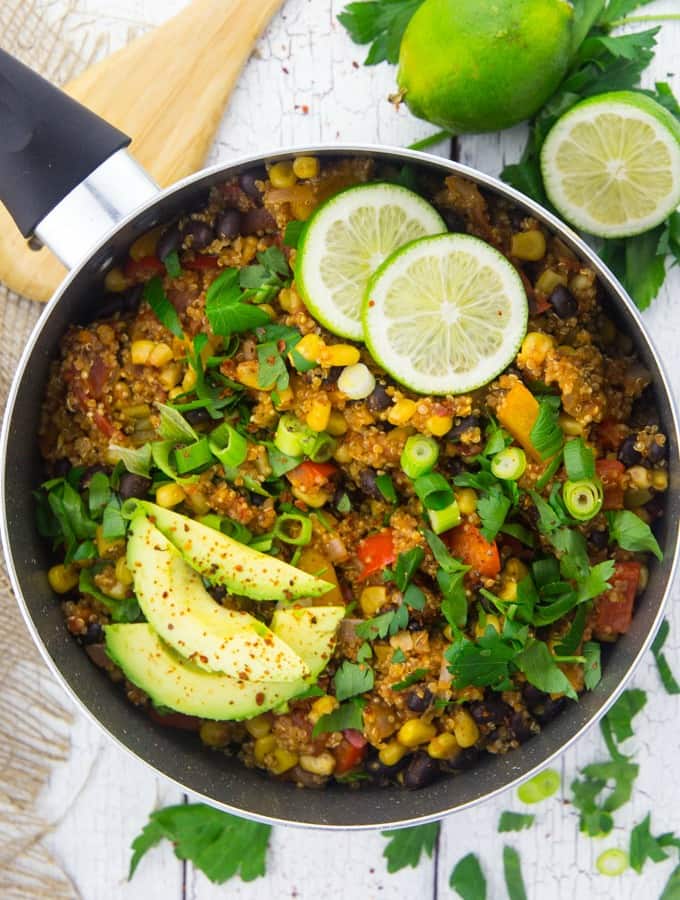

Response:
(530, 396), (563, 460)
(503, 846), (527, 900)
(449, 852), (487, 900)
(445, 627), (518, 692)
(583, 641), (602, 690)
(606, 510), (663, 560)
(129, 803), (271, 883)
(603, 687), (647, 744)
(390, 546), (425, 590)
(391, 667), (430, 691)
(333, 660), (374, 701)
(597, 0), (660, 27)
(163, 250), (181, 278)
(438, 566), (469, 629)
(143, 276), (184, 339)
(651, 619), (680, 695)
(629, 813), (678, 874)
(381, 821), (439, 873)
(600, 222), (668, 310)
(660, 864), (680, 899)
(477, 485), (511, 542)
(563, 437), (595, 481)
(355, 605), (409, 640)
(283, 219), (306, 248)
(312, 698), (364, 736)
(205, 269), (271, 338)
(571, 759), (639, 836)
(516, 639), (577, 701)
(391, 647), (406, 664)
(498, 812), (535, 833)
(109, 443), (152, 478)
(338, 0), (425, 65)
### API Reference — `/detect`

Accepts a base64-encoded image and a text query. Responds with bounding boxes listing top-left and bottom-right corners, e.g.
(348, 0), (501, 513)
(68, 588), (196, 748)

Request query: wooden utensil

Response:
(0, 0), (284, 303)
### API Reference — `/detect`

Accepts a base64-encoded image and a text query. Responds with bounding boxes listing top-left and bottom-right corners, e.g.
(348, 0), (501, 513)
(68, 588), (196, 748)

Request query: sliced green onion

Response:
(428, 498), (461, 534)
(217, 517), (252, 545)
(401, 434), (439, 479)
(274, 414), (309, 457)
(249, 534), (274, 553)
(273, 512), (313, 546)
(198, 514), (223, 531)
(151, 440), (195, 484)
(289, 347), (317, 373)
(174, 437), (214, 474)
(209, 422), (248, 468)
(376, 473), (397, 504)
(336, 492), (351, 514)
(534, 450), (563, 491)
(516, 768), (560, 804)
(414, 473), (454, 510)
(562, 478), (603, 521)
(491, 446), (526, 481)
(307, 432), (337, 462)
(596, 849), (628, 877)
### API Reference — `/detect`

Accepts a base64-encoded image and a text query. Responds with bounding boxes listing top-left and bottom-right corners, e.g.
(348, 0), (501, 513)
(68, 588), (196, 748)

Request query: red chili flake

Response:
(256, 692), (265, 706)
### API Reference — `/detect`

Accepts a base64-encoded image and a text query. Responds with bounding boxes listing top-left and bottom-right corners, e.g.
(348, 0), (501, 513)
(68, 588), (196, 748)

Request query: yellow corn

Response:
(129, 226), (162, 261)
(558, 413), (584, 437)
(652, 469), (669, 491)
(293, 156), (320, 179)
(245, 714), (273, 739)
(427, 732), (459, 760)
(269, 161), (297, 189)
(47, 564), (79, 594)
(360, 585), (387, 617)
(387, 398), (417, 426)
(185, 490), (211, 517)
(104, 266), (130, 293)
(278, 287), (304, 313)
(504, 557), (529, 580)
(155, 483), (186, 508)
(309, 695), (339, 725)
(159, 362), (183, 391)
(148, 343), (174, 368)
(306, 398), (332, 432)
(397, 718), (437, 748)
(511, 230), (546, 261)
(291, 485), (330, 508)
(379, 740), (408, 768)
(269, 747), (299, 774)
(326, 410), (348, 436)
(253, 734), (277, 764)
(535, 268), (568, 295)
(451, 709), (479, 748)
(295, 333), (325, 362)
(182, 367), (197, 391)
(456, 488), (478, 516)
(130, 340), (154, 365)
(199, 721), (232, 748)
(235, 360), (275, 391)
(123, 403), (151, 419)
(638, 564), (649, 592)
(260, 303), (276, 320)
(273, 387), (294, 408)
(299, 752), (336, 776)
(168, 387), (183, 400)
(95, 525), (125, 560)
(427, 414), (453, 437)
(498, 580), (518, 601)
(115, 556), (133, 587)
(520, 331), (555, 365)
(318, 344), (361, 367)
(333, 444), (352, 465)
(475, 613), (501, 638)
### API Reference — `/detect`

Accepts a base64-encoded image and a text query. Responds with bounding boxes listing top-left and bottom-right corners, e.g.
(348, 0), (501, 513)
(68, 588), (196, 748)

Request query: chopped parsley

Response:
(651, 619), (680, 695)
(606, 510), (663, 560)
(381, 821), (439, 873)
(449, 852), (486, 900)
(338, 0), (425, 65)
(312, 698), (364, 737)
(355, 605), (409, 640)
(529, 395), (563, 460)
(143, 276), (184, 339)
(629, 813), (680, 874)
(498, 812), (535, 833)
(333, 660), (374, 701)
(391, 667), (430, 691)
(502, 845), (528, 900)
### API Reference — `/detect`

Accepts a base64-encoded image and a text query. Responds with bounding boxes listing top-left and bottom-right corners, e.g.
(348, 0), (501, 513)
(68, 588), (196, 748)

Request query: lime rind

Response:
(295, 182), (446, 340)
(362, 233), (528, 396)
(541, 91), (680, 238)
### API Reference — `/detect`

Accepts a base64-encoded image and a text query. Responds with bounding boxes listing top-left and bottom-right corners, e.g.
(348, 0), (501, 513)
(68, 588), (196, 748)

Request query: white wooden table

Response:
(31, 2), (680, 897)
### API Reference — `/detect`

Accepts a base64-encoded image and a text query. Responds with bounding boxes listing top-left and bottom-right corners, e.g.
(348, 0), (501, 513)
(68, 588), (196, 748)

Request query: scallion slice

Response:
(307, 432), (337, 463)
(209, 422), (248, 468)
(428, 499), (461, 534)
(376, 473), (397, 503)
(400, 434), (439, 479)
(274, 414), (309, 458)
(414, 473), (454, 510)
(174, 437), (214, 475)
(516, 768), (560, 804)
(562, 478), (603, 521)
(273, 512), (313, 546)
(491, 446), (526, 481)
(596, 849), (628, 877)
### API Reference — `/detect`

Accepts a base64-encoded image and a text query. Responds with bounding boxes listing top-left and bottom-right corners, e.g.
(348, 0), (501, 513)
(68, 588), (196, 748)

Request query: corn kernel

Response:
(159, 362), (183, 391)
(504, 557), (529, 580)
(245, 713), (273, 739)
(638, 564), (649, 592)
(269, 747), (299, 774)
(182, 367), (197, 391)
(475, 613), (501, 638)
(200, 721), (231, 747)
(379, 740), (408, 768)
(104, 266), (130, 293)
(535, 268), (568, 296)
(652, 469), (669, 491)
(156, 483), (186, 508)
(115, 556), (133, 587)
(293, 156), (320, 179)
(269, 161), (297, 189)
(148, 342), (174, 368)
(278, 287), (304, 313)
(130, 340), (154, 365)
(427, 732), (459, 760)
(360, 585), (387, 617)
(235, 360), (275, 390)
(273, 387), (294, 408)
(456, 487), (478, 516)
(427, 414), (453, 437)
(129, 226), (162, 261)
(260, 303), (276, 320)
(291, 485), (330, 508)
(48, 563), (79, 594)
(95, 525), (125, 560)
(299, 752), (336, 776)
(498, 580), (518, 601)
(318, 344), (361, 367)
(558, 413), (583, 436)
(628, 465), (652, 490)
(326, 410), (348, 436)
(309, 695), (339, 725)
(306, 398), (332, 432)
(451, 709), (479, 748)
(397, 718), (437, 748)
(511, 229), (546, 261)
(333, 444), (352, 465)
(295, 333), (325, 362)
(519, 331), (555, 366)
(168, 387), (183, 400)
(123, 403), (151, 419)
(254, 734), (277, 764)
(387, 398), (417, 426)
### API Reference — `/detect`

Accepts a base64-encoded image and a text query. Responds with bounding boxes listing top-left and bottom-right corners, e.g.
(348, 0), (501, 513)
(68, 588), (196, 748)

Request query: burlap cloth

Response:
(0, 3), (141, 896)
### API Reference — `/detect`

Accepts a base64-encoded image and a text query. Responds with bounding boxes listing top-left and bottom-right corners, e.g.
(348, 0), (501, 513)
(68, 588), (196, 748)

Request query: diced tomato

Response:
(334, 736), (367, 774)
(124, 255), (165, 280)
(596, 458), (626, 510)
(286, 461), (337, 491)
(357, 529), (396, 580)
(532, 293), (552, 314)
(593, 561), (641, 636)
(88, 357), (109, 399)
(148, 707), (203, 731)
(443, 523), (501, 578)
(597, 420), (627, 452)
(184, 253), (220, 271)
(343, 728), (367, 749)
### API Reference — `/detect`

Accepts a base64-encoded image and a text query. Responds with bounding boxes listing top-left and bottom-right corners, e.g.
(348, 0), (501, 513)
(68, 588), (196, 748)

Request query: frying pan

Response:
(1, 50), (678, 829)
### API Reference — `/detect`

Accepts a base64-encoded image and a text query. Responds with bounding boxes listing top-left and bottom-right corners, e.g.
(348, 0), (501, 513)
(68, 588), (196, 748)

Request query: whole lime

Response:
(397, 0), (574, 134)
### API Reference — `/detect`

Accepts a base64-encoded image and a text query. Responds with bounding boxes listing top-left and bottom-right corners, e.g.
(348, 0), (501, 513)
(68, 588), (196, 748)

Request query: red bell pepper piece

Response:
(124, 255), (165, 280)
(596, 458), (626, 510)
(444, 522), (501, 578)
(184, 253), (220, 271)
(357, 529), (396, 580)
(334, 736), (367, 774)
(593, 561), (641, 636)
(287, 461), (337, 491)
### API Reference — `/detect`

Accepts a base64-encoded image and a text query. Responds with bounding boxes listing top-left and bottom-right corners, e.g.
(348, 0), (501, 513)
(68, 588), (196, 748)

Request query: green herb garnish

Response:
(143, 276), (184, 339)
(381, 821), (439, 873)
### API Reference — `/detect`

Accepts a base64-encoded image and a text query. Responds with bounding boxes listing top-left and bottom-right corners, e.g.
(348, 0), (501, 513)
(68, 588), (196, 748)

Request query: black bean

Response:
(238, 171), (264, 204)
(359, 468), (382, 499)
(510, 711), (534, 743)
(588, 528), (609, 550)
(182, 220), (214, 250)
(533, 696), (566, 725)
(122, 284), (144, 314)
(647, 439), (666, 465)
(216, 208), (242, 240)
(365, 749), (409, 781)
(118, 472), (152, 501)
(618, 434), (642, 467)
(521, 683), (545, 709)
(447, 415), (480, 441)
(323, 366), (344, 385)
(645, 495), (665, 520)
(249, 491), (267, 507)
(442, 746), (479, 772)
(441, 209), (466, 232)
(82, 622), (104, 645)
(156, 224), (182, 261)
(184, 407), (212, 426)
(406, 687), (433, 713)
(440, 456), (464, 478)
(53, 458), (71, 478)
(404, 752), (440, 790)
(366, 382), (391, 412)
(407, 618), (426, 633)
(549, 284), (578, 318)
(80, 464), (108, 488)
(469, 697), (512, 727)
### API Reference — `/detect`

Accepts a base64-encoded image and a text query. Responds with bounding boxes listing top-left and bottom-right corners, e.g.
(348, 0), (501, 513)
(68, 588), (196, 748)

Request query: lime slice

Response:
(362, 234), (528, 395)
(541, 91), (680, 238)
(296, 182), (445, 340)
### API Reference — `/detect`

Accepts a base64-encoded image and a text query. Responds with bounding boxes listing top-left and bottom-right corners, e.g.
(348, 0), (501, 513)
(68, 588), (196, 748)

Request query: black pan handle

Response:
(0, 48), (131, 237)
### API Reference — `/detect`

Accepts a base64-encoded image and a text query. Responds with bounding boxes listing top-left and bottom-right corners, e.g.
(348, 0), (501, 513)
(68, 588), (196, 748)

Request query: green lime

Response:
(362, 233), (528, 395)
(517, 767), (561, 803)
(541, 91), (680, 238)
(296, 183), (445, 340)
(397, 0), (574, 134)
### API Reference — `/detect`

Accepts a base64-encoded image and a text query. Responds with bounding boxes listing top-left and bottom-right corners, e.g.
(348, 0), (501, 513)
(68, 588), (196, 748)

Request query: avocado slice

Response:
(127, 515), (308, 682)
(132, 501), (333, 601)
(104, 605), (344, 720)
